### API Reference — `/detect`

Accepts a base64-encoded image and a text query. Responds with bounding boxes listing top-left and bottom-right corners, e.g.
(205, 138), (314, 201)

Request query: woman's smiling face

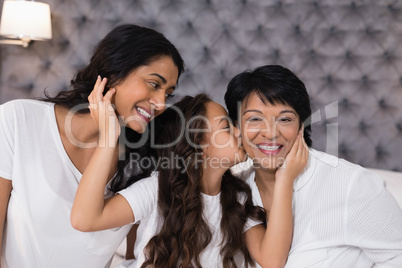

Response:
(240, 91), (301, 170)
(112, 55), (179, 133)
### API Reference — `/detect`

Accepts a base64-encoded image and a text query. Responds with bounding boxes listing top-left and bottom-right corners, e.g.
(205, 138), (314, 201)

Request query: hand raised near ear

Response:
(88, 76), (119, 147)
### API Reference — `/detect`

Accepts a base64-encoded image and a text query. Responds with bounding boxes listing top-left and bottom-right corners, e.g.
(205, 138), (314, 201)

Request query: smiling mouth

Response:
(257, 145), (282, 151)
(256, 144), (283, 155)
(136, 107), (151, 119)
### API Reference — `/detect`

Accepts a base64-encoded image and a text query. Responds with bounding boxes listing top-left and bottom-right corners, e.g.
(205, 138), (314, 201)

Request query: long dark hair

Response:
(44, 24), (184, 111)
(141, 94), (266, 268)
(42, 24), (185, 192)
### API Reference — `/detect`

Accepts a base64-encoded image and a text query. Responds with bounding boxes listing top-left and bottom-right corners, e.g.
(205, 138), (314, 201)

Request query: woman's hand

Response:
(88, 76), (120, 147)
(275, 127), (309, 184)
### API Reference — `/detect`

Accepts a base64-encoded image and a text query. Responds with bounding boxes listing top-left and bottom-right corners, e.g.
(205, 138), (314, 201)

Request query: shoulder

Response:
(310, 149), (384, 189)
(0, 99), (53, 118)
(119, 172), (159, 196)
(118, 172), (159, 222)
(1, 99), (53, 110)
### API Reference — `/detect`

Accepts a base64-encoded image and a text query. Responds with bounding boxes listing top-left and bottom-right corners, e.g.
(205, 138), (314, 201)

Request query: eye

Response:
(247, 117), (262, 122)
(165, 93), (175, 100)
(149, 82), (159, 88)
(277, 117), (293, 123)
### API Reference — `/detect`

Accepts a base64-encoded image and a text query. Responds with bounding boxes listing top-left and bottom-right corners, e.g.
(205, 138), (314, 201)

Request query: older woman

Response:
(225, 65), (402, 267)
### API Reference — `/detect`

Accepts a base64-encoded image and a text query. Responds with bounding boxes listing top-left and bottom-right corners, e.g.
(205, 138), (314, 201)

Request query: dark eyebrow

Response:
(279, 110), (297, 115)
(150, 73), (167, 84)
(243, 109), (262, 116)
(150, 73), (177, 90)
(243, 109), (297, 116)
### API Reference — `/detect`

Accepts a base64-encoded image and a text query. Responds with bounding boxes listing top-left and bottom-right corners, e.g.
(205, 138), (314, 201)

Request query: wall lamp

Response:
(0, 0), (52, 48)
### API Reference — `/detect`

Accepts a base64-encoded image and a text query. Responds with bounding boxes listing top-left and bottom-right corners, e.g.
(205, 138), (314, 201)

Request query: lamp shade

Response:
(0, 0), (52, 40)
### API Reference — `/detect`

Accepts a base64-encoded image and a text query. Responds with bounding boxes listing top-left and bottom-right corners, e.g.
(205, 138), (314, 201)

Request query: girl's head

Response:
(224, 65), (312, 169)
(153, 94), (244, 178)
(45, 24), (184, 132)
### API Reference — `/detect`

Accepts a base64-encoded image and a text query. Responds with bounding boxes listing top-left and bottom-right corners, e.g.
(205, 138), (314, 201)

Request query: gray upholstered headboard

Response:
(1, 0), (401, 171)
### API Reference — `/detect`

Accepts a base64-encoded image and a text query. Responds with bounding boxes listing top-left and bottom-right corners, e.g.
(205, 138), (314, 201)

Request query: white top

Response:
(117, 173), (261, 268)
(0, 100), (132, 268)
(243, 149), (402, 268)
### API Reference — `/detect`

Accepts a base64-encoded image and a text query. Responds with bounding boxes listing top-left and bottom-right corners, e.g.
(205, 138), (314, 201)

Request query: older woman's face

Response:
(240, 91), (300, 169)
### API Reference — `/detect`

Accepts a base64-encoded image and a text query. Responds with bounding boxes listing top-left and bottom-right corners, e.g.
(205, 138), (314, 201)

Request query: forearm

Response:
(258, 181), (293, 267)
(71, 146), (117, 230)
(0, 178), (12, 265)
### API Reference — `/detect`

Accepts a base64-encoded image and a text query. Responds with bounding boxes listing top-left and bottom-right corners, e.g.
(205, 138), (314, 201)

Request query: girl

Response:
(0, 24), (184, 268)
(71, 89), (308, 267)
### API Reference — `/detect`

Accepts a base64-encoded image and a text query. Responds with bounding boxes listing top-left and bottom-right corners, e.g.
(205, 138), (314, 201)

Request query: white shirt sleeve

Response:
(237, 192), (264, 232)
(118, 173), (158, 224)
(0, 101), (17, 180)
(345, 169), (402, 266)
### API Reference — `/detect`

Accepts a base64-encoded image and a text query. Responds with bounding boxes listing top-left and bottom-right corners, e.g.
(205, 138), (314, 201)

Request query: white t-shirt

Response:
(244, 149), (402, 268)
(0, 100), (132, 268)
(117, 173), (261, 268)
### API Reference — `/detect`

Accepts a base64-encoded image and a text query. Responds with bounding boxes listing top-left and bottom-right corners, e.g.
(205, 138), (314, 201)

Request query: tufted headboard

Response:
(1, 0), (401, 171)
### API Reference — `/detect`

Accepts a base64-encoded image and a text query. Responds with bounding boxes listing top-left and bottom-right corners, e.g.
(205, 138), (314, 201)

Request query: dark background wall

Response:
(1, 0), (402, 171)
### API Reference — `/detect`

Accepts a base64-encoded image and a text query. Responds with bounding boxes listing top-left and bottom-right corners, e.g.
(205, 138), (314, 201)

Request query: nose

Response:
(260, 119), (277, 140)
(149, 91), (166, 114)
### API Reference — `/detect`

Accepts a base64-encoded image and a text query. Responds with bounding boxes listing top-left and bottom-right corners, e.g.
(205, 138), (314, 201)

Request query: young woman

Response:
(71, 89), (309, 267)
(0, 24), (184, 268)
(224, 65), (402, 267)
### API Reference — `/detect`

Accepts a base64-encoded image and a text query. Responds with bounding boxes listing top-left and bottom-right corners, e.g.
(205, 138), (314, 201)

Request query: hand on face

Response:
(88, 76), (120, 147)
(275, 126), (309, 184)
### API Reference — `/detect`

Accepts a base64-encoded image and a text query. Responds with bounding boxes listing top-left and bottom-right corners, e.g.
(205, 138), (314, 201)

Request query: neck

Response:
(55, 105), (99, 145)
(254, 166), (277, 195)
(200, 164), (226, 196)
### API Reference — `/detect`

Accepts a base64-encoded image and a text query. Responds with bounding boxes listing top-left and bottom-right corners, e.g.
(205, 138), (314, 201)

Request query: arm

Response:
(70, 76), (134, 232)
(0, 177), (12, 267)
(245, 132), (309, 268)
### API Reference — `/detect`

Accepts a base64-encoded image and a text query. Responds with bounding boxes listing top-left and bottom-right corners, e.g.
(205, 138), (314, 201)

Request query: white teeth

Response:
(258, 145), (281, 151)
(137, 107), (151, 119)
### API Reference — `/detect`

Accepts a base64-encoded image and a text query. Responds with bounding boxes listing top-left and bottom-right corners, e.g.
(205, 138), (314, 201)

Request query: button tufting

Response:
(329, 26), (336, 36)
(1, 0), (402, 172)
(378, 99), (386, 109)
(76, 15), (88, 27)
(340, 98), (349, 108)
(294, 25), (301, 35)
(59, 38), (70, 50)
(375, 145), (388, 160)
(24, 83), (34, 93)
(339, 143), (352, 159)
(383, 51), (391, 60)
(396, 123), (402, 133)
(42, 60), (52, 70)
(359, 121), (370, 134)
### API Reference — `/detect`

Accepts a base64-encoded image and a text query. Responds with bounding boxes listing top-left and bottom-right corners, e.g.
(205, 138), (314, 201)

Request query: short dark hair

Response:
(44, 24), (184, 110)
(224, 65), (312, 147)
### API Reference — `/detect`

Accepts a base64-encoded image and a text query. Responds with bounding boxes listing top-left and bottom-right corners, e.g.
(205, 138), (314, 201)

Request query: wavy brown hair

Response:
(141, 94), (266, 268)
